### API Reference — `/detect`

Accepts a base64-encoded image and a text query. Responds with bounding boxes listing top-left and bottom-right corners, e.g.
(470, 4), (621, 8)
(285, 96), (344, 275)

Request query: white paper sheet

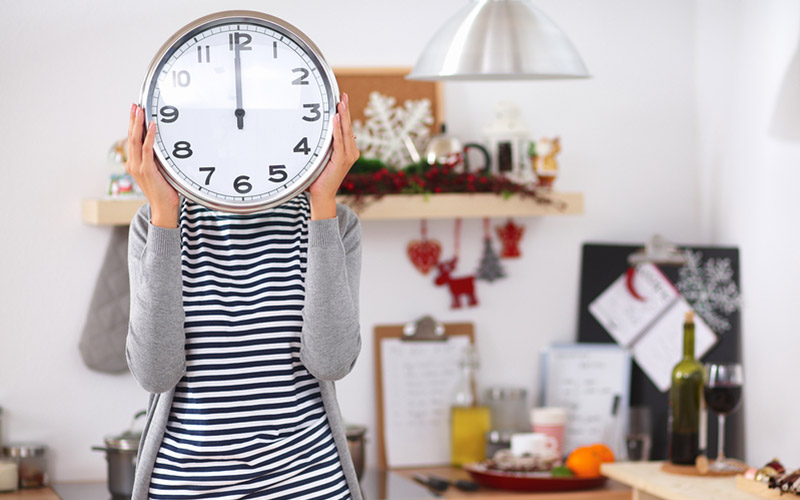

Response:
(381, 335), (471, 467)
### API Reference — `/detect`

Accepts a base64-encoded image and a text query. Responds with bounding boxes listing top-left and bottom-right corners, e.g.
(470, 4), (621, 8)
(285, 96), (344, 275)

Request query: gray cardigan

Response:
(126, 198), (363, 500)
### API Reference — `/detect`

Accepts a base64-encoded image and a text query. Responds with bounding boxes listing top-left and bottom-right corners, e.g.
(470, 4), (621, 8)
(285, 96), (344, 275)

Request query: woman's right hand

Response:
(126, 103), (180, 228)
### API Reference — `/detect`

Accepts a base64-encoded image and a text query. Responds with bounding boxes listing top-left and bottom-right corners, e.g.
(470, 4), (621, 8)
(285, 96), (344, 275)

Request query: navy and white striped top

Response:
(148, 196), (351, 500)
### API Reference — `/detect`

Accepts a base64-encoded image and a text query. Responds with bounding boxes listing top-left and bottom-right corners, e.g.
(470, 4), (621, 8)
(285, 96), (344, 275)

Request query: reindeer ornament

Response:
(434, 257), (479, 309)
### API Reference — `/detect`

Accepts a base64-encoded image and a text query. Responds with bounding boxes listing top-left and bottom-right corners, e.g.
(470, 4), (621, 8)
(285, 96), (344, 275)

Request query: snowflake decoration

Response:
(352, 91), (434, 168)
(676, 250), (741, 333)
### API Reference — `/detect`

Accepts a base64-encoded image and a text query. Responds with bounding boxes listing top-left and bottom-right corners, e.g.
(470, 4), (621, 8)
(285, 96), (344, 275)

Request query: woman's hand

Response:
(308, 93), (359, 220)
(126, 104), (180, 228)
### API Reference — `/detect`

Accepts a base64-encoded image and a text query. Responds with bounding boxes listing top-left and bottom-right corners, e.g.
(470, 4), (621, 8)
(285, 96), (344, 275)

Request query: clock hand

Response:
(234, 45), (245, 130)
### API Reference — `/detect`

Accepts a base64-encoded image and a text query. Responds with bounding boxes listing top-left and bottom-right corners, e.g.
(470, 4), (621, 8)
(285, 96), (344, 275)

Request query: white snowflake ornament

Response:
(676, 250), (742, 333)
(352, 91), (434, 168)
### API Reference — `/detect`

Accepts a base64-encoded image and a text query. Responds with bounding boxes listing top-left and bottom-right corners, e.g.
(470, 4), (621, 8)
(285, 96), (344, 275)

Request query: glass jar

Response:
(485, 387), (529, 432)
(0, 459), (17, 492)
(2, 443), (47, 488)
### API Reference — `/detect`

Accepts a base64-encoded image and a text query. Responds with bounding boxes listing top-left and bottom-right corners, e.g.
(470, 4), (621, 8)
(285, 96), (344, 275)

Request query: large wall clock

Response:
(139, 11), (339, 213)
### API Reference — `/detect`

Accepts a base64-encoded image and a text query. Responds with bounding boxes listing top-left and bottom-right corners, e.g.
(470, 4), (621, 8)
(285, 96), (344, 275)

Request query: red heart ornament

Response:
(407, 239), (442, 275)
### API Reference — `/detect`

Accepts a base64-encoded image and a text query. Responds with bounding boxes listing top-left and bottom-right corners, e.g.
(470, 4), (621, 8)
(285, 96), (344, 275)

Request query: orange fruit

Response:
(589, 443), (615, 463)
(565, 446), (602, 478)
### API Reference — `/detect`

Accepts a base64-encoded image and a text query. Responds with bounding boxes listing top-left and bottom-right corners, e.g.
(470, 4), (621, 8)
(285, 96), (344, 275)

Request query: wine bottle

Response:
(669, 311), (706, 465)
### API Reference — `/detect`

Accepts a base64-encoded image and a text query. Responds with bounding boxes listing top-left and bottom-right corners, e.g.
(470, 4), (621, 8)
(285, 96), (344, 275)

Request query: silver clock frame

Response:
(139, 10), (340, 214)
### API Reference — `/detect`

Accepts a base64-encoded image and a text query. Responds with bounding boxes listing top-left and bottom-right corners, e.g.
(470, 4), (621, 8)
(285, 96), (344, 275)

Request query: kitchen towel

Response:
(79, 225), (130, 373)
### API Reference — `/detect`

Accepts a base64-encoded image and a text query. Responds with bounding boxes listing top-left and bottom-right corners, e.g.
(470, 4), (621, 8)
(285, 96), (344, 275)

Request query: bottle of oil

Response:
(669, 311), (706, 465)
(451, 345), (491, 466)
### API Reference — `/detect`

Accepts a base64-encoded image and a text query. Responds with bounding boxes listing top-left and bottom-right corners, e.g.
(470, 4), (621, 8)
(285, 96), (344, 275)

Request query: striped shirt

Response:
(147, 196), (351, 500)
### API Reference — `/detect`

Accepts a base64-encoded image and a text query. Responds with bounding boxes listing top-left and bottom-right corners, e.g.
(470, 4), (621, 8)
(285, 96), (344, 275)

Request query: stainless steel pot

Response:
(345, 425), (367, 481)
(92, 411), (145, 500)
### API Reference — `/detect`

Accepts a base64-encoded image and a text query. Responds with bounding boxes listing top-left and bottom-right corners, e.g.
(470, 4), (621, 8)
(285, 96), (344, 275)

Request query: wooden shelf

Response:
(81, 198), (149, 226)
(341, 192), (583, 220)
(81, 192), (583, 225)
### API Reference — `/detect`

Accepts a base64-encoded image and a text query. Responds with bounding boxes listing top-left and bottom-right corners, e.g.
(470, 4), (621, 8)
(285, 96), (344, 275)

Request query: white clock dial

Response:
(140, 12), (338, 213)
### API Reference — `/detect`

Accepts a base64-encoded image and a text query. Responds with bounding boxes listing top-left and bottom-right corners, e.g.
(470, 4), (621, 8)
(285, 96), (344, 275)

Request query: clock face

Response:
(140, 12), (338, 213)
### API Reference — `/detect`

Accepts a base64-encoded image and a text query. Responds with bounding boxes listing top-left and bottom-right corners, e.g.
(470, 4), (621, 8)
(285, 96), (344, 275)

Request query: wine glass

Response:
(704, 363), (743, 471)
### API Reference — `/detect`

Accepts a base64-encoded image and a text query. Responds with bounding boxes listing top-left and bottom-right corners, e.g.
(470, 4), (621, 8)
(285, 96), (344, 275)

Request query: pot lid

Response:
(104, 430), (141, 451)
(104, 409), (146, 451)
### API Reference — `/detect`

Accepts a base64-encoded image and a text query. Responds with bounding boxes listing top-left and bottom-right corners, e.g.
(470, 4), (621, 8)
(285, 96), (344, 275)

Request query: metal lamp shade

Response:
(408, 0), (589, 81)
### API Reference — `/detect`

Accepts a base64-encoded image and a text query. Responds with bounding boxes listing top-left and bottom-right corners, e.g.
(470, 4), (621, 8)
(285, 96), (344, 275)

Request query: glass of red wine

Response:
(704, 362), (743, 470)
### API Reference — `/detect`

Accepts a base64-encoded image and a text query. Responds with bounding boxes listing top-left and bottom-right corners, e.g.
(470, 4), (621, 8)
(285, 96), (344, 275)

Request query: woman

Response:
(125, 94), (362, 500)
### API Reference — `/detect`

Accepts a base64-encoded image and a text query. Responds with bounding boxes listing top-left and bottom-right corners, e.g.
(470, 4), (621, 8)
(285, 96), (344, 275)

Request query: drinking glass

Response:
(625, 406), (652, 461)
(704, 363), (743, 470)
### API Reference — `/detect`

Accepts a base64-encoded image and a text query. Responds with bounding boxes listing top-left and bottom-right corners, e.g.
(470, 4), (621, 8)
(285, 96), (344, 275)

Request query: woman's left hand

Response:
(308, 93), (359, 219)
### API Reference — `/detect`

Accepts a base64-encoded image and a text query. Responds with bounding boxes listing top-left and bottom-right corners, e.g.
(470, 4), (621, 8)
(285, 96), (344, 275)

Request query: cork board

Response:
(333, 67), (444, 135)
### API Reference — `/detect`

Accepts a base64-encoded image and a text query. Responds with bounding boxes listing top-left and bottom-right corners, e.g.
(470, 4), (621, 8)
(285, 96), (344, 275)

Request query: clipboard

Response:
(374, 316), (475, 469)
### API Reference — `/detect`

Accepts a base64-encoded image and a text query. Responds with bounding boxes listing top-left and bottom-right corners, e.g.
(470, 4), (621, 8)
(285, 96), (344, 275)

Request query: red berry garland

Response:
(338, 159), (565, 210)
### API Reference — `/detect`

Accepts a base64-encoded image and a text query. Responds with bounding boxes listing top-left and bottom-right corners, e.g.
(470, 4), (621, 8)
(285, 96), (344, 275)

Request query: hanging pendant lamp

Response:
(407, 0), (590, 81)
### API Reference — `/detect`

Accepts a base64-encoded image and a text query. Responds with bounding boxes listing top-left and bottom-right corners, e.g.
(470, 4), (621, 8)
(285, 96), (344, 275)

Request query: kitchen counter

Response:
(600, 461), (755, 500)
(50, 482), (108, 500)
(45, 471), (438, 500)
(0, 488), (59, 500)
(45, 470), (438, 500)
(7, 467), (632, 500)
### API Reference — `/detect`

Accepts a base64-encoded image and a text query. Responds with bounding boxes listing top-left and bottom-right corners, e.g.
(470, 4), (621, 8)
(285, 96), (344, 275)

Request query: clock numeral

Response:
(293, 137), (311, 155)
(199, 166), (215, 185)
(268, 164), (288, 183)
(273, 41), (278, 59)
(196, 45), (211, 63)
(159, 106), (179, 123)
(229, 33), (252, 51)
(292, 68), (310, 85)
(172, 70), (191, 87)
(234, 175), (253, 194)
(173, 141), (193, 159)
(302, 104), (321, 122)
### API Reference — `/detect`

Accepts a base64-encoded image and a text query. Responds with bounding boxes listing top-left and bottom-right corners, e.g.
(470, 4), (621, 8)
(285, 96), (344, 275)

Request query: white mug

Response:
(510, 432), (559, 460)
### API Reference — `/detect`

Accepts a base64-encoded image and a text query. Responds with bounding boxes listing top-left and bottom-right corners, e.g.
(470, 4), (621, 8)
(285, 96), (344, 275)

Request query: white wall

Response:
(0, 0), (704, 481)
(696, 0), (800, 465)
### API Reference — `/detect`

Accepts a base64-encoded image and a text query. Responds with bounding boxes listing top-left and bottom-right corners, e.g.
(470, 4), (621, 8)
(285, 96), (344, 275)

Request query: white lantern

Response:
(482, 102), (533, 181)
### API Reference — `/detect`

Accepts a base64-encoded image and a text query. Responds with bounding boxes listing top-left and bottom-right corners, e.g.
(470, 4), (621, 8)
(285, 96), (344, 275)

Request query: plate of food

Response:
(464, 444), (614, 492)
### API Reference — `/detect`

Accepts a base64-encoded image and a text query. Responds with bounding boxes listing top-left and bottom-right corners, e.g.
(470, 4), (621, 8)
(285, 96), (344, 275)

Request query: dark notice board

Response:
(577, 243), (743, 461)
